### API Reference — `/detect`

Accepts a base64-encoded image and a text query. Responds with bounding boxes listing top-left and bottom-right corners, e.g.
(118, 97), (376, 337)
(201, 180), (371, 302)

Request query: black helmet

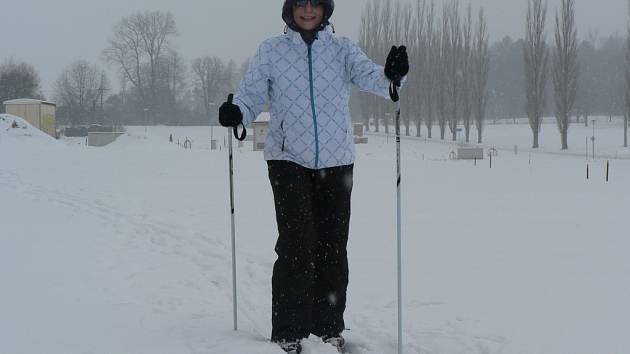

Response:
(282, 0), (335, 32)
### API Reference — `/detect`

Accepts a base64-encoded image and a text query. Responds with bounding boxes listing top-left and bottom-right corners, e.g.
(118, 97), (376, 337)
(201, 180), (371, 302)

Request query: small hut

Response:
(3, 99), (56, 137)
(253, 112), (271, 151)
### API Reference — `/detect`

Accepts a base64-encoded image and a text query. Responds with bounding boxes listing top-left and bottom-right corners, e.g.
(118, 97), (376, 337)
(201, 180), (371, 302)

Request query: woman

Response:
(219, 1), (408, 353)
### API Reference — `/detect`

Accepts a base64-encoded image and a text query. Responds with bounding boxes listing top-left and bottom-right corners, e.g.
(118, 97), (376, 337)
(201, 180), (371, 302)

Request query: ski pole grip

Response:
(225, 93), (247, 141)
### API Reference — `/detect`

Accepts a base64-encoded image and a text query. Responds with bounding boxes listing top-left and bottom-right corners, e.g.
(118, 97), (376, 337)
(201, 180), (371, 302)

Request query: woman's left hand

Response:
(385, 46), (409, 87)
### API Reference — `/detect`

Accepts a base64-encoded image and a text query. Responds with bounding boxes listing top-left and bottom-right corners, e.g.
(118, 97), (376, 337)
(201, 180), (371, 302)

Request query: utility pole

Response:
(98, 86), (109, 125)
(144, 108), (149, 135)
(591, 119), (596, 160)
(625, 109), (628, 148)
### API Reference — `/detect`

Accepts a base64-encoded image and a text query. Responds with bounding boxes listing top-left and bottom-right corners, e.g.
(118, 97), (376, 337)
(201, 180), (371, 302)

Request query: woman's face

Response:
(293, 1), (325, 32)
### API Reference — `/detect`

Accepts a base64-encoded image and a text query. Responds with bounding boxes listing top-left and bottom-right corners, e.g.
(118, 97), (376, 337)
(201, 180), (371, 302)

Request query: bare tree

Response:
(461, 5), (474, 142)
(401, 1), (418, 137)
(423, 1), (437, 139)
(373, 0), (386, 133)
(524, 0), (549, 148)
(472, 9), (490, 144)
(356, 0), (488, 143)
(406, 0), (422, 137)
(358, 4), (371, 131)
(0, 59), (42, 111)
(160, 50), (186, 125)
(139, 11), (178, 118)
(552, 0), (577, 150)
(381, 0), (395, 134)
(359, 0), (383, 133)
(104, 15), (146, 107)
(104, 10), (178, 121)
(87, 64), (109, 125)
(193, 57), (223, 124)
(54, 60), (105, 126)
(437, 8), (449, 140)
(444, 1), (463, 141)
(576, 30), (599, 126)
(192, 56), (239, 125)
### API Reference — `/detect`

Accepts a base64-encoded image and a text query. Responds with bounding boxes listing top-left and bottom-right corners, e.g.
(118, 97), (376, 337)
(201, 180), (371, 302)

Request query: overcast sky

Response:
(2, 0), (627, 97)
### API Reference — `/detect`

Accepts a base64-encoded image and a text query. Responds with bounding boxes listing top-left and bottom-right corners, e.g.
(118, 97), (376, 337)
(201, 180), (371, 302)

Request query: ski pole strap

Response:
(233, 124), (247, 141)
(389, 82), (400, 103)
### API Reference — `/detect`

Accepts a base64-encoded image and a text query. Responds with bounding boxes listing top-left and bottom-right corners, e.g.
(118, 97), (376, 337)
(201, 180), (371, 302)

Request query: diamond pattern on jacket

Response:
(234, 29), (391, 169)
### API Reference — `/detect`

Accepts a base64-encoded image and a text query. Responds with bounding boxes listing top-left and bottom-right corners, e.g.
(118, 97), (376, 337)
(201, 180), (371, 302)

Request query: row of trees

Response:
(491, 0), (627, 150)
(52, 11), (241, 127)
(2, 5), (630, 149)
(489, 32), (625, 124)
(1, 12), (242, 127)
(524, 0), (577, 150)
(357, 0), (627, 150)
(357, 0), (490, 143)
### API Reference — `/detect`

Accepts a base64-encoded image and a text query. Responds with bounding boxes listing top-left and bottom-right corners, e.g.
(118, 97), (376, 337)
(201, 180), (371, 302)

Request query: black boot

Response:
(322, 334), (346, 353)
(275, 340), (302, 354)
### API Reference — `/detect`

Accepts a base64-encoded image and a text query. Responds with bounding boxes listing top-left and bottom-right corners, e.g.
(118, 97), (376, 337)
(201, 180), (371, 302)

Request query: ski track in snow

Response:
(1, 163), (281, 352)
(1, 161), (506, 354)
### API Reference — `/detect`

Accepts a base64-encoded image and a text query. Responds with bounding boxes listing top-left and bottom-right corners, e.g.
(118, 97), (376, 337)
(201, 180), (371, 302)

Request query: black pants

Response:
(267, 160), (353, 342)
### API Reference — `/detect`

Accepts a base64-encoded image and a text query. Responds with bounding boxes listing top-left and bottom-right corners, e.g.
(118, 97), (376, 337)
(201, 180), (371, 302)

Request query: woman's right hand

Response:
(219, 94), (243, 128)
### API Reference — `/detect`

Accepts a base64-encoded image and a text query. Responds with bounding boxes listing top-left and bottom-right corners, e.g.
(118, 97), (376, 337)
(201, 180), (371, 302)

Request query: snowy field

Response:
(1, 113), (629, 354)
(369, 115), (630, 160)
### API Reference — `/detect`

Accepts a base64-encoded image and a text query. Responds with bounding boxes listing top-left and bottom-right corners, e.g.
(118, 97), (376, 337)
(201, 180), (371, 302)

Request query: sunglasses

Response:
(295, 0), (323, 7)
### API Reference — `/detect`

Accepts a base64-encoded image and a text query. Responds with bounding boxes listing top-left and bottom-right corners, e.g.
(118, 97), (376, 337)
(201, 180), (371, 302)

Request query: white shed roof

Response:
(3, 98), (56, 106)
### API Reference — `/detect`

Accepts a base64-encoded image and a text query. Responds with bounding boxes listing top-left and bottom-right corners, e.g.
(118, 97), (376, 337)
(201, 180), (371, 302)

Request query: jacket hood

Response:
(282, 0), (334, 33)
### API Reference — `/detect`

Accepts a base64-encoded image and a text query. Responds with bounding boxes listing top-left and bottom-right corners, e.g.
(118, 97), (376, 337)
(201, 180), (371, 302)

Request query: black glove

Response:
(385, 46), (409, 87)
(219, 94), (243, 128)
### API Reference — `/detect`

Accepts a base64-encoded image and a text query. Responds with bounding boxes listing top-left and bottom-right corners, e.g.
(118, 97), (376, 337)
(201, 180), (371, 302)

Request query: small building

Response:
(253, 112), (271, 151)
(3, 99), (56, 137)
(353, 123), (368, 144)
(87, 125), (125, 147)
(353, 123), (364, 137)
(457, 147), (484, 160)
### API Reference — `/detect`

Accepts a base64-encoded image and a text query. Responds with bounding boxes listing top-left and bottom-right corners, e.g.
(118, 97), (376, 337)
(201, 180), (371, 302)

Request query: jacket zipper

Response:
(307, 42), (319, 169)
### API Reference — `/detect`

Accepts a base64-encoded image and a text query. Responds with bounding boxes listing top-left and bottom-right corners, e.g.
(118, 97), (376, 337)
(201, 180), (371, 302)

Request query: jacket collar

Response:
(286, 27), (332, 46)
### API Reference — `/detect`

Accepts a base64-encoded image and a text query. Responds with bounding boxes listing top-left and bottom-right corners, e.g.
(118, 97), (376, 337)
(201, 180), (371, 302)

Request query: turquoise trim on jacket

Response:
(307, 42), (320, 168)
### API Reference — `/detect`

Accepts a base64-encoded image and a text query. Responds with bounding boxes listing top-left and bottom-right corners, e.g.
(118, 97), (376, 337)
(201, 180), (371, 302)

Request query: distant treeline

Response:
(486, 33), (625, 121)
(0, 3), (627, 137)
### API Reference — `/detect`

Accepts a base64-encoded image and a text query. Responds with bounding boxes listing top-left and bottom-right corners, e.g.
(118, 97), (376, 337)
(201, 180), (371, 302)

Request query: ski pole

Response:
(389, 80), (403, 354)
(226, 93), (247, 331)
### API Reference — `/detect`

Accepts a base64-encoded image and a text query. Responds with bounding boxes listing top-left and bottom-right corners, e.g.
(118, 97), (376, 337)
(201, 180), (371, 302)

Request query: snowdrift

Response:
(0, 113), (56, 144)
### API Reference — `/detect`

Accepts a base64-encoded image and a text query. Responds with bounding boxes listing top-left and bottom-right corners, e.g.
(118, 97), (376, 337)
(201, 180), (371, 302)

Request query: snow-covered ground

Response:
(1, 114), (629, 354)
(370, 115), (630, 160)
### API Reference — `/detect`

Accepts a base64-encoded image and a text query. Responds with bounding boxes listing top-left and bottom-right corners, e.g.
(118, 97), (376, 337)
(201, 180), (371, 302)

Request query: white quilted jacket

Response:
(234, 27), (392, 169)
